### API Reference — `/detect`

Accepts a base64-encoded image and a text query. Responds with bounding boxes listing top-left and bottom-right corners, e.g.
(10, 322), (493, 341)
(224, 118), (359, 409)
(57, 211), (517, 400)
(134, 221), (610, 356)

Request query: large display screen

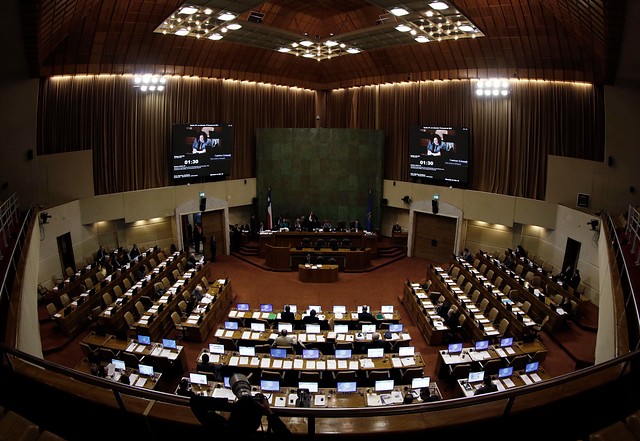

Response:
(172, 123), (233, 181)
(409, 125), (470, 186)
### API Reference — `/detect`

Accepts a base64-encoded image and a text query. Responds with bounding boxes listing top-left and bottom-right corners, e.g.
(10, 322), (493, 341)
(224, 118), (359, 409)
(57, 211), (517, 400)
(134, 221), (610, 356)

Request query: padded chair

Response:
(254, 344), (271, 354)
(84, 278), (94, 289)
(448, 363), (472, 379)
(154, 282), (165, 294)
(471, 290), (481, 304)
(506, 354), (529, 371)
(515, 264), (524, 276)
(149, 258), (157, 268)
(59, 293), (71, 308)
(477, 357), (503, 375)
(486, 269), (494, 281)
(554, 294), (565, 305)
(123, 278), (132, 290)
(299, 371), (322, 383)
(96, 271), (105, 282)
(122, 351), (142, 369)
(46, 303), (58, 320)
(522, 301), (532, 315)
(524, 271), (534, 282)
(178, 300), (188, 317)
(365, 370), (391, 386)
(334, 342), (355, 352)
(316, 238), (326, 248)
(113, 285), (123, 298)
(217, 336), (237, 352)
(135, 301), (146, 318)
(341, 239), (351, 248)
(528, 351), (546, 363)
(332, 370), (358, 383)
(162, 277), (171, 289)
(400, 367), (425, 384)
(502, 285), (512, 297)
(102, 293), (113, 307)
(463, 282), (473, 295)
(98, 347), (119, 363)
(171, 311), (186, 341)
(201, 276), (210, 289)
(498, 318), (510, 337)
(494, 276), (503, 289)
(472, 258), (480, 268)
(79, 341), (100, 363)
(65, 267), (75, 277)
(479, 298), (490, 313)
(301, 238), (311, 248)
(261, 370), (286, 382)
(478, 264), (487, 274)
(124, 311), (136, 331)
(0, 411), (40, 441)
(449, 266), (460, 278)
(328, 238), (339, 250)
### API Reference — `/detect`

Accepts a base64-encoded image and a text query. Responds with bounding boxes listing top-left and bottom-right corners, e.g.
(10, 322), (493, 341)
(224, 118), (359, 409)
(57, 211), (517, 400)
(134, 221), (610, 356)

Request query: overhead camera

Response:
(587, 219), (599, 231)
(401, 195), (412, 205)
(39, 212), (52, 224)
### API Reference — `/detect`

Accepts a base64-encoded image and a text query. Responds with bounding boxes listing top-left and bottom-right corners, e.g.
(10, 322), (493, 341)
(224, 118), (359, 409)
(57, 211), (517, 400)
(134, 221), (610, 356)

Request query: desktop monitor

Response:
(500, 337), (514, 348)
(335, 349), (352, 359)
(336, 382), (357, 393)
(260, 380), (280, 392)
(448, 342), (463, 354)
(224, 321), (239, 330)
(334, 324), (349, 333)
(251, 322), (266, 332)
(375, 379), (395, 392)
(209, 343), (225, 354)
(270, 348), (288, 359)
(333, 305), (347, 314)
(137, 334), (151, 345)
(362, 324), (376, 333)
(260, 303), (273, 312)
(190, 373), (208, 385)
(475, 340), (490, 351)
(467, 371), (485, 383)
(411, 377), (430, 389)
(525, 362), (539, 373)
(278, 322), (293, 333)
(162, 338), (177, 349)
(357, 305), (370, 313)
(367, 348), (385, 358)
(303, 349), (320, 359)
(238, 346), (255, 357)
(111, 359), (126, 371)
(306, 324), (321, 334)
(498, 367), (514, 379)
(399, 346), (415, 357)
(308, 305), (322, 313)
(388, 323), (403, 333)
(380, 305), (394, 313)
(298, 382), (319, 393)
(139, 364), (154, 376)
(285, 304), (297, 313)
(236, 303), (250, 311)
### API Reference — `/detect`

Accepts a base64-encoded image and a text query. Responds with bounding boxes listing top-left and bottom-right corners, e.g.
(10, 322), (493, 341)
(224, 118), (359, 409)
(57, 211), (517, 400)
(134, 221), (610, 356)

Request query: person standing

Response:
(194, 224), (202, 254)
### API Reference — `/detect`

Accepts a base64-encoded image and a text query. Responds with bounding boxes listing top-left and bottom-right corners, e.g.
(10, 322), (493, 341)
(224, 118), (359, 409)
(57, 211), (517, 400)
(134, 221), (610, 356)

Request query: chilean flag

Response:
(267, 187), (273, 230)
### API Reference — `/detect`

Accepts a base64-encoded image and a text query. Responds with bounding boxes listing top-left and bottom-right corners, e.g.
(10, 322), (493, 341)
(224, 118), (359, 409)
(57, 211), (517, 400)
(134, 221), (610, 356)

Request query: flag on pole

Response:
(267, 187), (273, 230)
(366, 189), (373, 232)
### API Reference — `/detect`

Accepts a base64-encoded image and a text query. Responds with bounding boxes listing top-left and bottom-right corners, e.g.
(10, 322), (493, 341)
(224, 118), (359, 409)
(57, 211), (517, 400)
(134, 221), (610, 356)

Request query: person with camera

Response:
(226, 373), (291, 439)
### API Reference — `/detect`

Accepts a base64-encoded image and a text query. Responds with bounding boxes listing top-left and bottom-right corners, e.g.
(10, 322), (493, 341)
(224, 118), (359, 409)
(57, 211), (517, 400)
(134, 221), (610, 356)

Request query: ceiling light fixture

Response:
(429, 2), (449, 10)
(390, 7), (409, 16)
(476, 78), (510, 97)
(133, 75), (167, 92)
(218, 12), (236, 21)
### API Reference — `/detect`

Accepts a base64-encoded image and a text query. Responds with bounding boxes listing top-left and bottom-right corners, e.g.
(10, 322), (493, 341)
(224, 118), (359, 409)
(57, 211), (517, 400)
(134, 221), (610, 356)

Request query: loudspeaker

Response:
(199, 196), (206, 212)
(382, 198), (388, 206)
(432, 199), (439, 214)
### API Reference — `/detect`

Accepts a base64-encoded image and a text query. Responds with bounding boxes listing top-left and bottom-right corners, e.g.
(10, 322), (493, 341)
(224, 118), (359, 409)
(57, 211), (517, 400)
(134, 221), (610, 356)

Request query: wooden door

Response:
(412, 212), (457, 264)
(201, 210), (225, 260)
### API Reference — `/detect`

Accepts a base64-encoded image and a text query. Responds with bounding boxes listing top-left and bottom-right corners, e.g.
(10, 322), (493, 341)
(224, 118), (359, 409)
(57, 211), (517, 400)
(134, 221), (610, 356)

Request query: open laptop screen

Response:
(162, 338), (177, 349)
(260, 380), (280, 392)
(298, 382), (319, 393)
(333, 305), (346, 314)
(285, 304), (297, 313)
(500, 337), (514, 348)
(270, 348), (287, 359)
(190, 373), (208, 385)
(375, 379), (395, 392)
(448, 343), (463, 354)
(525, 362), (539, 373)
(335, 349), (352, 359)
(380, 305), (394, 313)
(238, 346), (255, 357)
(303, 349), (320, 359)
(209, 344), (224, 354)
(306, 324), (321, 334)
(112, 359), (126, 371)
(362, 324), (376, 333)
(334, 324), (349, 333)
(224, 321), (239, 330)
(251, 322), (266, 332)
(236, 303), (250, 311)
(139, 364), (154, 376)
(278, 322), (293, 333)
(467, 371), (484, 383)
(308, 305), (322, 313)
(411, 377), (430, 389)
(475, 340), (490, 351)
(137, 334), (151, 345)
(337, 382), (357, 393)
(498, 367), (513, 378)
(389, 323), (403, 333)
(260, 304), (273, 312)
(357, 305), (370, 313)
(399, 346), (415, 357)
(367, 348), (385, 358)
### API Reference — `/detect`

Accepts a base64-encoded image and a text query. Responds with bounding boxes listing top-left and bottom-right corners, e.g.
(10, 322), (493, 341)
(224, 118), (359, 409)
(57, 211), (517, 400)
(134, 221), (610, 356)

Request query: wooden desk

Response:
(402, 282), (447, 345)
(298, 264), (339, 283)
(259, 231), (378, 258)
(456, 368), (551, 397)
(74, 359), (163, 390)
(181, 279), (233, 342)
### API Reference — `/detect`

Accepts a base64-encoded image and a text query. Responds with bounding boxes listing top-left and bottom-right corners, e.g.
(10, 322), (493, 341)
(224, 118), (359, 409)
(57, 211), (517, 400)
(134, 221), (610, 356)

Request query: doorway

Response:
(561, 238), (581, 277)
(412, 212), (457, 263)
(57, 232), (76, 275)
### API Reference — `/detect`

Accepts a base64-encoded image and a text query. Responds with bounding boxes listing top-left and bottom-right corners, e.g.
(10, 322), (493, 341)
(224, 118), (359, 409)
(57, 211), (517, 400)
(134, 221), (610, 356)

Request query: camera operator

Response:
(227, 373), (291, 439)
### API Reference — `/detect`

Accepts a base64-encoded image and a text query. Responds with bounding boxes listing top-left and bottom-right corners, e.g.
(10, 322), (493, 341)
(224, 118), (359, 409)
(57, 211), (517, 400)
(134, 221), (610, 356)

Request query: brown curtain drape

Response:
(38, 76), (603, 199)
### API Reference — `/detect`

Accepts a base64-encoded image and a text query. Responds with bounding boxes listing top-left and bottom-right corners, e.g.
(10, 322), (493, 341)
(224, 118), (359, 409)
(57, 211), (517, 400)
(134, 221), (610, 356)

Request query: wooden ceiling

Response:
(21, 0), (627, 89)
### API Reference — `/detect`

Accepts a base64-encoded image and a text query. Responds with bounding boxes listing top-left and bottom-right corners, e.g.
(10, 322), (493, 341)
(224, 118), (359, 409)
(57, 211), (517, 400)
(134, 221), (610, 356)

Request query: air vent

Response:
(248, 11), (265, 24)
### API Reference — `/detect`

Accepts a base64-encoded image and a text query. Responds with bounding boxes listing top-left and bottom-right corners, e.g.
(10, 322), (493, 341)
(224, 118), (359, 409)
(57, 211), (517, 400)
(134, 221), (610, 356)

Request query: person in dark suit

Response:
(569, 269), (581, 290)
(209, 236), (216, 262)
(119, 372), (131, 385)
(474, 375), (498, 395)
(129, 243), (140, 260)
(363, 332), (386, 352)
(420, 388), (442, 402)
(177, 378), (196, 397)
(392, 222), (402, 233)
(280, 305), (295, 323)
(444, 307), (460, 330)
(303, 309), (320, 324)
(197, 353), (221, 381)
(96, 245), (106, 263)
(358, 306), (376, 323)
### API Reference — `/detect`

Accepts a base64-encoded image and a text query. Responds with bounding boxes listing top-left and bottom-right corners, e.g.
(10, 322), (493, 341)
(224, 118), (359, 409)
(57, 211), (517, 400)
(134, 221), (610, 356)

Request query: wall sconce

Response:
(401, 195), (412, 205)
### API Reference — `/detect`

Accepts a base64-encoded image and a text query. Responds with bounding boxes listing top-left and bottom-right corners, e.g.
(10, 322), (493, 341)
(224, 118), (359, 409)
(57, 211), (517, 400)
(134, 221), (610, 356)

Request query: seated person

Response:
(420, 388), (441, 402)
(363, 332), (386, 352)
(569, 269), (581, 290)
(392, 222), (402, 233)
(444, 308), (460, 330)
(177, 378), (196, 397)
(302, 309), (320, 325)
(462, 248), (473, 263)
(426, 134), (444, 156)
(197, 353), (218, 373)
(435, 300), (451, 319)
(474, 375), (498, 395)
(280, 305), (295, 323)
(119, 372), (131, 385)
(358, 306), (376, 323)
(272, 329), (304, 349)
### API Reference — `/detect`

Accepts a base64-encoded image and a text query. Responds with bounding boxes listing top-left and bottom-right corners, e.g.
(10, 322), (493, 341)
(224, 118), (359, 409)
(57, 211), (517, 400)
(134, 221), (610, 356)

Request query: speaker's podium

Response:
(264, 244), (290, 271)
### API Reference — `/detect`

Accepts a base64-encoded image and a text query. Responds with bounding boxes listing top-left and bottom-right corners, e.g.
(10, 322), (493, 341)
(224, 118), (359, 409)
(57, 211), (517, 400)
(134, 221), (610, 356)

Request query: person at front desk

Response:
(392, 222), (402, 234)
(474, 375), (498, 395)
(280, 305), (295, 323)
(303, 309), (320, 325)
(358, 306), (376, 323)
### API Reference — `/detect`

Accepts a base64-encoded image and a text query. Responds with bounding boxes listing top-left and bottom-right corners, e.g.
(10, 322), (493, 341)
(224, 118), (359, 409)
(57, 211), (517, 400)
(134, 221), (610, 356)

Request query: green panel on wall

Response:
(256, 128), (384, 231)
